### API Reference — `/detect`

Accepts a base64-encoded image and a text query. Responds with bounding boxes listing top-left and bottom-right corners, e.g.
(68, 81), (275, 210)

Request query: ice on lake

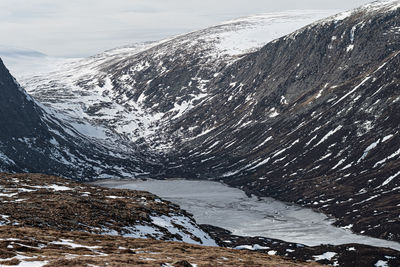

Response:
(94, 179), (400, 250)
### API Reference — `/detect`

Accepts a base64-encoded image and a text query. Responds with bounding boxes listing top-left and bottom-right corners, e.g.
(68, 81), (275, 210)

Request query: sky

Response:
(0, 0), (374, 57)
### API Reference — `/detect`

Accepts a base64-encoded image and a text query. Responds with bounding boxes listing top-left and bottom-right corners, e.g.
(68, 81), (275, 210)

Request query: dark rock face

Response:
(0, 59), (47, 139)
(0, 58), (56, 173)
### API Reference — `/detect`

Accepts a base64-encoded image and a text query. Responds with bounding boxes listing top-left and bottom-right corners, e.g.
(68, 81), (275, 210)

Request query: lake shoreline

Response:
(92, 178), (400, 251)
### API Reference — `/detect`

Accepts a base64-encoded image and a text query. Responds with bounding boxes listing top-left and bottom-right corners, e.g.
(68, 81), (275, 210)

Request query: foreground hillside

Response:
(0, 226), (318, 267)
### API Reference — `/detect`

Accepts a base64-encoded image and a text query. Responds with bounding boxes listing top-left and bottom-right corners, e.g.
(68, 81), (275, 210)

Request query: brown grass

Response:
(0, 226), (321, 267)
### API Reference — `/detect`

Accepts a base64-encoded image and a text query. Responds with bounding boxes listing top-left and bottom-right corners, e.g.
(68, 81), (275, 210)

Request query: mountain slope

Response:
(164, 0), (400, 242)
(0, 58), (156, 179)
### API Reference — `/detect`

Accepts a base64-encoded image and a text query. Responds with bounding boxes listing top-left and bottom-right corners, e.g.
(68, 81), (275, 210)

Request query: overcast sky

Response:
(0, 0), (374, 57)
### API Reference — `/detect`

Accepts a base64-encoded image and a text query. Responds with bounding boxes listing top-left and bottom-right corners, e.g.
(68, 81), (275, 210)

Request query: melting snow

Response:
(358, 139), (380, 162)
(51, 239), (100, 250)
(346, 44), (355, 52)
(382, 134), (394, 142)
(150, 215), (217, 246)
(247, 157), (271, 171)
(269, 108), (280, 118)
(374, 147), (400, 167)
(313, 252), (337, 261)
(375, 260), (389, 267)
(31, 185), (72, 191)
(334, 76), (371, 106)
(380, 170), (400, 187)
(14, 260), (49, 267)
(254, 136), (273, 150)
(314, 125), (343, 147)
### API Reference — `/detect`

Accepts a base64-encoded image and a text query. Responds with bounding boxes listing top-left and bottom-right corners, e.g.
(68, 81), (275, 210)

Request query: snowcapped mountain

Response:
(18, 10), (334, 151)
(1, 0), (400, 244)
(1, 11), (336, 179)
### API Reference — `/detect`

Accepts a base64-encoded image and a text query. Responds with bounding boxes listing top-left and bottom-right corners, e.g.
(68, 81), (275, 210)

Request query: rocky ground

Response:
(0, 226), (320, 267)
(203, 225), (400, 267)
(0, 173), (216, 245)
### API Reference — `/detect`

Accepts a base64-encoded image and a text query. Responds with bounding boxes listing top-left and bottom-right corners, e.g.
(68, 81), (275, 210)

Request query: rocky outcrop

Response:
(0, 173), (216, 246)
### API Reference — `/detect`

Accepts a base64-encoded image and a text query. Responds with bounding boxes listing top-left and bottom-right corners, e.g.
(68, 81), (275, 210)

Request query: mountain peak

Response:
(0, 58), (41, 138)
(325, 0), (400, 22)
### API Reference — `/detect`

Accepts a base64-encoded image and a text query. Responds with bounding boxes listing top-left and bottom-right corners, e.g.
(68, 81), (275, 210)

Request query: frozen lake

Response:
(94, 179), (400, 250)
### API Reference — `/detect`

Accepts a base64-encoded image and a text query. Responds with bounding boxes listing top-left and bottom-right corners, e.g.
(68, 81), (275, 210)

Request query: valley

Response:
(0, 1), (399, 266)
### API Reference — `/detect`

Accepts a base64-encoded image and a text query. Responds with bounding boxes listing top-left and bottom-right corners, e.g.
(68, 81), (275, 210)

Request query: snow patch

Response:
(314, 125), (343, 147)
(313, 252), (337, 261)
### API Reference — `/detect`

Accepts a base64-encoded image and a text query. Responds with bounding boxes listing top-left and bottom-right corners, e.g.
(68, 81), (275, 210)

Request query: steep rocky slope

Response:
(162, 0), (400, 242)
